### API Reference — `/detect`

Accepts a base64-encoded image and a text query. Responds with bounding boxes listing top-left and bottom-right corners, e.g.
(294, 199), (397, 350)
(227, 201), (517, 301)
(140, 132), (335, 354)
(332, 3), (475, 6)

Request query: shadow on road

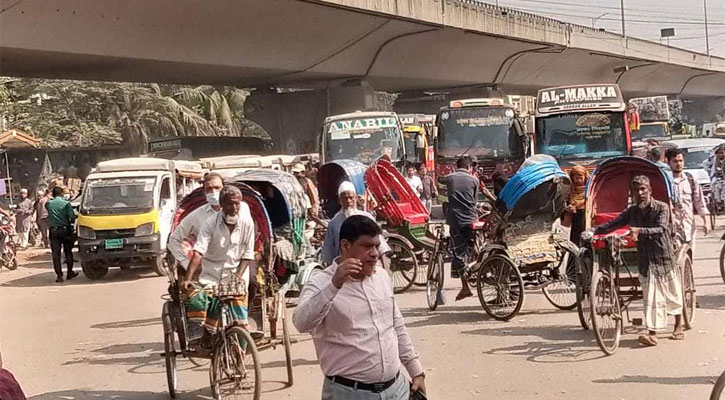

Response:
(401, 305), (567, 329)
(30, 389), (187, 399)
(1, 268), (161, 288)
(592, 374), (716, 385)
(262, 357), (319, 369)
(92, 317), (160, 330)
(697, 294), (725, 310)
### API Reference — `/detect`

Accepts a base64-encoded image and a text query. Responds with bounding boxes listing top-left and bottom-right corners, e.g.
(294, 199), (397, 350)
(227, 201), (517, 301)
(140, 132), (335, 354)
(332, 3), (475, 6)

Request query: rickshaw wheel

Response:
(542, 246), (578, 310)
(210, 326), (261, 400)
(162, 302), (178, 398)
(575, 250), (593, 330)
(426, 247), (445, 311)
(719, 242), (725, 286)
(476, 254), (524, 321)
(282, 304), (294, 387)
(681, 256), (696, 330)
(710, 369), (725, 400)
(387, 239), (418, 294)
(589, 270), (621, 356)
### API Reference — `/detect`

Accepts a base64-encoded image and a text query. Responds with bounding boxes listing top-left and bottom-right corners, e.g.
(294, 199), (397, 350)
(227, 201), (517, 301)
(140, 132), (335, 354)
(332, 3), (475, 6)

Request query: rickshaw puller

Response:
(181, 186), (256, 349)
(592, 175), (684, 346)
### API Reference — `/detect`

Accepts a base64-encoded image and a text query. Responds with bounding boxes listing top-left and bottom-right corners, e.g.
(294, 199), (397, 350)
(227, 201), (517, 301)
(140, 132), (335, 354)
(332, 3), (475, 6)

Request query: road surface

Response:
(1, 228), (724, 399)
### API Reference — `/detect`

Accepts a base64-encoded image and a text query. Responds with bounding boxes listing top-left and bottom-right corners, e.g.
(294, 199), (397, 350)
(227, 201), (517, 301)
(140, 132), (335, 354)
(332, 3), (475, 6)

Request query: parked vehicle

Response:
(77, 157), (204, 279)
(320, 111), (406, 166)
(534, 84), (631, 172)
(0, 213), (17, 271)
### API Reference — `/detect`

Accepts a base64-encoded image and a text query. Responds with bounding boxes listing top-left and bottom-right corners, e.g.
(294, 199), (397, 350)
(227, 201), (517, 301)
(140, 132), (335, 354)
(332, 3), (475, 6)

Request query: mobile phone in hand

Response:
(409, 384), (427, 400)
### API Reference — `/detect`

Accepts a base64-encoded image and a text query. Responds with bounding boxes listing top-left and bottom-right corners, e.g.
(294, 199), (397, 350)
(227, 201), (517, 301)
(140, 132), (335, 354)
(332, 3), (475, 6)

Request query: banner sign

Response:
(328, 117), (398, 140)
(536, 84), (624, 115)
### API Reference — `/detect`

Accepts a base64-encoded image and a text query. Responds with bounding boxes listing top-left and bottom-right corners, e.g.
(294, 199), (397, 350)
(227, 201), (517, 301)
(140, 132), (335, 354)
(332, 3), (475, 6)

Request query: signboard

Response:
(327, 117), (398, 140)
(536, 84), (624, 116)
(628, 96), (670, 123)
(149, 139), (182, 153)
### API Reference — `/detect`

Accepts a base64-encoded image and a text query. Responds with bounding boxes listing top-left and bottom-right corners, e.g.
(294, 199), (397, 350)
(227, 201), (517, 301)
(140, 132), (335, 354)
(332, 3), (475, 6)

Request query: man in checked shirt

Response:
(293, 215), (426, 400)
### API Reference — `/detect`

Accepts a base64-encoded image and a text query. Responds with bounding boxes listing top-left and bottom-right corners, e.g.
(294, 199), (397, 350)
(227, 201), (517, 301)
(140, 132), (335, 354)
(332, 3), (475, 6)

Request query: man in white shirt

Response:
(182, 186), (256, 349)
(666, 148), (710, 249)
(294, 215), (426, 399)
(405, 166), (423, 198)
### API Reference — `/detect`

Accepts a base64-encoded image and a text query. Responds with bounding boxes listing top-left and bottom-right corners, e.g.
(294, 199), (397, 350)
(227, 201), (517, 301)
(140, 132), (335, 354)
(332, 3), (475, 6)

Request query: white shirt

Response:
(293, 260), (423, 383)
(193, 210), (255, 286)
(167, 202), (251, 268)
(672, 174), (709, 242)
(406, 175), (423, 197)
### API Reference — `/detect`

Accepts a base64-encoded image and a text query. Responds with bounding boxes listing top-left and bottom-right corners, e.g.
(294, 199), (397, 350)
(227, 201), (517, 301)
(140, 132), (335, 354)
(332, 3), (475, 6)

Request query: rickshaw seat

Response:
(592, 212), (636, 249)
(397, 202), (428, 225)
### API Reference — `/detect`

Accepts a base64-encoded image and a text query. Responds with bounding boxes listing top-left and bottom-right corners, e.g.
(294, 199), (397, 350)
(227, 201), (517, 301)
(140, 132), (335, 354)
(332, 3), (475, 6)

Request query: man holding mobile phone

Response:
(294, 215), (426, 399)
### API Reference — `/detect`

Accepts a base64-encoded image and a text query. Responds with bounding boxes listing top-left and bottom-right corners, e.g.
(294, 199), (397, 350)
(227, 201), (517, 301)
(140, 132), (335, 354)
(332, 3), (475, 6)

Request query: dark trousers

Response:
(37, 219), (49, 247)
(450, 224), (473, 273)
(50, 226), (75, 276)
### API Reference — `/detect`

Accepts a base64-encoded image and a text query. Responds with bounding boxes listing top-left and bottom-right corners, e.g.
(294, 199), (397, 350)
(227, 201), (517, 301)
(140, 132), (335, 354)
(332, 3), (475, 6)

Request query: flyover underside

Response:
(1, 0), (724, 97)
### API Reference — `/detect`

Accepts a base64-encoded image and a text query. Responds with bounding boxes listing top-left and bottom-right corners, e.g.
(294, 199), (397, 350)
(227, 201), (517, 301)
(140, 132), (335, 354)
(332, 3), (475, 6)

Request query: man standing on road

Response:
(181, 186), (257, 348)
(45, 186), (78, 283)
(35, 189), (51, 248)
(294, 215), (426, 400)
(666, 148), (709, 248)
(320, 181), (390, 266)
(444, 156), (479, 301)
(593, 175), (683, 346)
(15, 189), (34, 250)
(292, 163), (322, 223)
(405, 165), (423, 198)
(419, 164), (437, 213)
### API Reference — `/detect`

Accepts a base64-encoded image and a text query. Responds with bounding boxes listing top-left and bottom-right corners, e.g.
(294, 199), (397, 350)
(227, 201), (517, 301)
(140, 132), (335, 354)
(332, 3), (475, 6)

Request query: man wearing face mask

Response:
(294, 215), (426, 399)
(319, 181), (390, 266)
(593, 175), (683, 346)
(45, 186), (78, 282)
(181, 185), (257, 349)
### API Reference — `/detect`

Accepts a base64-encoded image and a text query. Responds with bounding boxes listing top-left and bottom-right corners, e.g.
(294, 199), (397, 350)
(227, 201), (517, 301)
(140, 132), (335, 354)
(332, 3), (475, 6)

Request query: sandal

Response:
(638, 334), (658, 347)
(671, 331), (685, 340)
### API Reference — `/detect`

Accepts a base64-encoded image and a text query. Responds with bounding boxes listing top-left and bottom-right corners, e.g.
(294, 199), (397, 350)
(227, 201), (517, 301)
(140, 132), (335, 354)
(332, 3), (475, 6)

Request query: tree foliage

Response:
(0, 78), (270, 154)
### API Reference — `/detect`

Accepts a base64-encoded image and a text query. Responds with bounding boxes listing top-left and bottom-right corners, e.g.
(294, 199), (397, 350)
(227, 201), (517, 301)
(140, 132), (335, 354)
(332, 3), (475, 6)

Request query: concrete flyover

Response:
(1, 0), (725, 98)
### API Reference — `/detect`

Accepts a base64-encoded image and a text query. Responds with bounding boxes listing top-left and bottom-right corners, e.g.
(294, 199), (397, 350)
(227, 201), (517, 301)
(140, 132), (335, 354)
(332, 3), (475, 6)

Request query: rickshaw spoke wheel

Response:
(575, 251), (593, 330)
(710, 369), (725, 400)
(476, 254), (524, 321)
(426, 248), (445, 311)
(542, 245), (578, 310)
(162, 302), (178, 398)
(719, 242), (725, 286)
(589, 270), (621, 356)
(681, 256), (696, 330)
(387, 240), (418, 294)
(210, 327), (261, 400)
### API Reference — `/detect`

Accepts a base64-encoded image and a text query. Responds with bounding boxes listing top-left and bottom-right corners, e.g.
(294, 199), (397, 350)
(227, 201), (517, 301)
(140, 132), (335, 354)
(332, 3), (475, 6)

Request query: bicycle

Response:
(712, 369), (725, 400)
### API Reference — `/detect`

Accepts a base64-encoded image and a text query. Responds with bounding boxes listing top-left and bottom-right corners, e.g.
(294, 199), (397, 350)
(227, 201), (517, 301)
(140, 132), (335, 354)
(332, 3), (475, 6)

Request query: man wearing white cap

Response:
(320, 181), (390, 266)
(15, 188), (35, 249)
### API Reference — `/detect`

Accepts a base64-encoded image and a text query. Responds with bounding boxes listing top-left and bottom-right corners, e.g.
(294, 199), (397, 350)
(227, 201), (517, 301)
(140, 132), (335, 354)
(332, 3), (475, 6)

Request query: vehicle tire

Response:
(426, 246), (445, 311)
(387, 239), (417, 294)
(81, 261), (108, 280)
(476, 254), (524, 321)
(162, 302), (178, 399)
(589, 270), (622, 356)
(575, 250), (593, 330)
(4, 243), (18, 270)
(720, 242), (725, 286)
(681, 256), (696, 330)
(542, 246), (578, 310)
(153, 255), (168, 277)
(282, 305), (294, 387)
(710, 369), (725, 400)
(210, 326), (261, 400)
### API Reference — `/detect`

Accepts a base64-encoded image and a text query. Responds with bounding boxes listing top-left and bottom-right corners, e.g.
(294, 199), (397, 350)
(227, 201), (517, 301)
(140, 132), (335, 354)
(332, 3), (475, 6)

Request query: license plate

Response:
(104, 239), (124, 250)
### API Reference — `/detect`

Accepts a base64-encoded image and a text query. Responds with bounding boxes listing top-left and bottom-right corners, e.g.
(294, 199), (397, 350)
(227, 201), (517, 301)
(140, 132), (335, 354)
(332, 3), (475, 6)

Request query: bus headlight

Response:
(134, 222), (155, 237)
(78, 226), (96, 240)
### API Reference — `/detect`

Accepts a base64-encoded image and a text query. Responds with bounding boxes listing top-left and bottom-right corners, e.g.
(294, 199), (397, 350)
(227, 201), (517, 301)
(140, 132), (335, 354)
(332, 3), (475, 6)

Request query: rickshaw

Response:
(317, 159), (366, 219)
(466, 156), (579, 321)
(577, 156), (696, 355)
(161, 170), (321, 398)
(365, 157), (436, 293)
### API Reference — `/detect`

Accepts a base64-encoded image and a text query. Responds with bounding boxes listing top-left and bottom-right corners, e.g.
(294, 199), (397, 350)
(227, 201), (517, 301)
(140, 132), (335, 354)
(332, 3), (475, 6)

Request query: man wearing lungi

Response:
(181, 185), (256, 350)
(593, 175), (684, 346)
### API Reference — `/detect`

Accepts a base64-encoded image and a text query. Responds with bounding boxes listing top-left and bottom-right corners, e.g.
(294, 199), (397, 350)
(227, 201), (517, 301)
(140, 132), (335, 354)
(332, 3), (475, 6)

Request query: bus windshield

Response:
(323, 116), (403, 164)
(633, 124), (668, 141)
(437, 107), (523, 158)
(535, 111), (627, 160)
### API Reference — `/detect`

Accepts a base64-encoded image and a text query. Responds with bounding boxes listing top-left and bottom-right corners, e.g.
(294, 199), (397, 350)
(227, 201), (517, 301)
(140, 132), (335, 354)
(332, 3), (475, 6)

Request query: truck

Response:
(320, 111), (406, 166)
(628, 95), (672, 142)
(77, 157), (203, 280)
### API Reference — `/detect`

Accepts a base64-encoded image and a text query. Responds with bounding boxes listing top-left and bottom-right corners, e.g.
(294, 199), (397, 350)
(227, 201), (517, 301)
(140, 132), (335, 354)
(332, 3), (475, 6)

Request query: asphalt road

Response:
(1, 226), (725, 400)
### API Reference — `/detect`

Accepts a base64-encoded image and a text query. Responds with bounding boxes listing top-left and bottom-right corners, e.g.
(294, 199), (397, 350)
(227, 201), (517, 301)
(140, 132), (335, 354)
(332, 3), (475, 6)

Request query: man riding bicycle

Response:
(181, 186), (257, 349)
(444, 156), (480, 302)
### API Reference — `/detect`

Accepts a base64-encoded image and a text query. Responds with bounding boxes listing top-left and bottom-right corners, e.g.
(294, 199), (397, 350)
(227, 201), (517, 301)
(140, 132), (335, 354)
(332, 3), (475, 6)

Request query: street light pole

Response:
(592, 13), (608, 28)
(620, 0), (626, 38)
(704, 0), (711, 58)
